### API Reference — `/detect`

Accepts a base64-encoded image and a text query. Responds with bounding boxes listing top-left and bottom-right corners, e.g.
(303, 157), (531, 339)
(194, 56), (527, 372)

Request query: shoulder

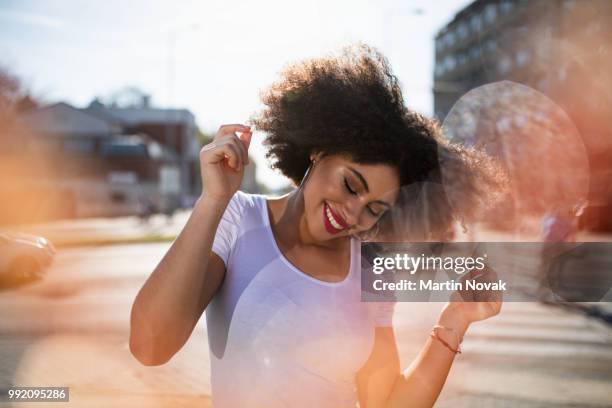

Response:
(223, 190), (266, 223)
(227, 190), (261, 211)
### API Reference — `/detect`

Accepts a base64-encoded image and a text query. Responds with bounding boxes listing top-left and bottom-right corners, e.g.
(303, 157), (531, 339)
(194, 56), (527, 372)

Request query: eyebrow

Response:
(347, 167), (392, 208)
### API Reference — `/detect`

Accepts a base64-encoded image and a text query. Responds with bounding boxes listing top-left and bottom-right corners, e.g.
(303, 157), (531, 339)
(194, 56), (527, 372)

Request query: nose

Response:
(342, 196), (366, 229)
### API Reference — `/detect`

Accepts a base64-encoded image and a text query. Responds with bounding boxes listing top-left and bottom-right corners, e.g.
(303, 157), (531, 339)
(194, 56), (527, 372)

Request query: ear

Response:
(310, 151), (324, 162)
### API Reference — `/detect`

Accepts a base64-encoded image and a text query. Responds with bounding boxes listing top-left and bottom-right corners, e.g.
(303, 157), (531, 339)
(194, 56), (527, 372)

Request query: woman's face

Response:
(302, 154), (400, 242)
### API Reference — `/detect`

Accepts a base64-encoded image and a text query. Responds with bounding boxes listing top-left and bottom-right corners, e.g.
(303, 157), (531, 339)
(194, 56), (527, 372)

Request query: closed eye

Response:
(344, 178), (357, 195)
(344, 178), (382, 217)
(368, 207), (381, 217)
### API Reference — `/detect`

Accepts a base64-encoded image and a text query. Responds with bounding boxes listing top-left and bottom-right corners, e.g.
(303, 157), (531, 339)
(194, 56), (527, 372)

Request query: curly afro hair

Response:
(250, 44), (506, 240)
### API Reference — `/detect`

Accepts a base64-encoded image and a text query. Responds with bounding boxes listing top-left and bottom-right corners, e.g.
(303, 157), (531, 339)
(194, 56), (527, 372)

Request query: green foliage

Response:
(195, 127), (214, 146)
(0, 66), (40, 116)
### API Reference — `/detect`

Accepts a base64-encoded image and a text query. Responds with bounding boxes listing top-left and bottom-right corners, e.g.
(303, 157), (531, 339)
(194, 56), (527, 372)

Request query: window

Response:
(469, 45), (481, 60)
(470, 14), (481, 32)
(516, 49), (530, 67)
(457, 23), (468, 40)
(446, 30), (456, 47)
(514, 114), (527, 128)
(101, 143), (148, 157)
(457, 52), (467, 66)
(496, 117), (512, 133)
(498, 56), (512, 74)
(110, 191), (127, 203)
(485, 38), (497, 52)
(445, 55), (456, 71)
(484, 4), (497, 24)
(64, 138), (95, 154)
(108, 171), (138, 185)
(500, 1), (515, 15)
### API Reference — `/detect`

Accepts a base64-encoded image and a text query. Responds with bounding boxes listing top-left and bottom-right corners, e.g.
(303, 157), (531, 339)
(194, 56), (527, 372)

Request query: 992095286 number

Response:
(3, 387), (69, 402)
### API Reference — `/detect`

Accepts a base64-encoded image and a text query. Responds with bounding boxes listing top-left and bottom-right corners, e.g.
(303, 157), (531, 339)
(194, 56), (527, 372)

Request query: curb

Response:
(53, 234), (178, 249)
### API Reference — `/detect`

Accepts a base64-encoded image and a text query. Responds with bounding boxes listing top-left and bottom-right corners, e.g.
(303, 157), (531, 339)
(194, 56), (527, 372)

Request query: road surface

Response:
(1, 243), (611, 407)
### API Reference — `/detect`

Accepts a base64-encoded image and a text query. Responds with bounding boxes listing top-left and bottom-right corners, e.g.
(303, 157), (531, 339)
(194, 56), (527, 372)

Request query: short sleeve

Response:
(374, 301), (396, 327)
(211, 191), (247, 266)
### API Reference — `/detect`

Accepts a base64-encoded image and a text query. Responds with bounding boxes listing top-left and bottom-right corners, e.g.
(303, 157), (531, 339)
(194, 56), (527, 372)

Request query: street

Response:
(1, 242), (611, 407)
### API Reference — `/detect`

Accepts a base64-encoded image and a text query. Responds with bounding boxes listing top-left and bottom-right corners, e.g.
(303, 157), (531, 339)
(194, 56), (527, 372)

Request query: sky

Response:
(0, 0), (472, 189)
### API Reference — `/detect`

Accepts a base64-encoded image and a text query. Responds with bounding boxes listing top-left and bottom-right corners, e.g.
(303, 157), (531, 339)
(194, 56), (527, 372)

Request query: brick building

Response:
(433, 0), (612, 230)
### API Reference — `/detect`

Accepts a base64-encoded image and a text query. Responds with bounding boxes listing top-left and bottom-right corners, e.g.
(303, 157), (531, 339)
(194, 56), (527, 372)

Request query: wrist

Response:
(438, 305), (471, 339)
(194, 195), (230, 214)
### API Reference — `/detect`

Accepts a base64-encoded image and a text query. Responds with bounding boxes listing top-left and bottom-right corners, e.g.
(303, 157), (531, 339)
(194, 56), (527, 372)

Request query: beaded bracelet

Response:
(430, 325), (462, 354)
(433, 325), (463, 346)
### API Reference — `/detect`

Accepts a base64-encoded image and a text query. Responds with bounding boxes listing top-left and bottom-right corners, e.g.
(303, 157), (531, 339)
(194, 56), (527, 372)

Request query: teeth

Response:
(325, 204), (343, 230)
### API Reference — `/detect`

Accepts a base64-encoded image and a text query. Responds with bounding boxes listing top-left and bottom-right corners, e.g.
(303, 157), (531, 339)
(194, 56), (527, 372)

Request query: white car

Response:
(0, 230), (56, 287)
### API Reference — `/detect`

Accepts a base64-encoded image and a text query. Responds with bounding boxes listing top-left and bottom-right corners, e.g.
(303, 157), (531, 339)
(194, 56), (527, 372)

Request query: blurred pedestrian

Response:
(138, 195), (155, 224)
(538, 201), (587, 301)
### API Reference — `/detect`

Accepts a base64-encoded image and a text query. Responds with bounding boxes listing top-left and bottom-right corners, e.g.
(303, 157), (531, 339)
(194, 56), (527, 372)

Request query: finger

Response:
(228, 134), (247, 165)
(213, 143), (241, 171)
(239, 131), (252, 164)
(235, 133), (251, 165)
(219, 123), (251, 130)
(239, 130), (252, 152)
(225, 148), (242, 171)
(218, 129), (248, 164)
(217, 124), (251, 138)
(201, 141), (217, 153)
(223, 143), (242, 171)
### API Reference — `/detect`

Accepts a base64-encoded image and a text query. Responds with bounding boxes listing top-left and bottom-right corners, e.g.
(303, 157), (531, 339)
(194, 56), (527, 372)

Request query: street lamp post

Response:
(382, 6), (425, 55)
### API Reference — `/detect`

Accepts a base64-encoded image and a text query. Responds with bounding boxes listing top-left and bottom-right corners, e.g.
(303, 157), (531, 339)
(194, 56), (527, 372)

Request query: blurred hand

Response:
(199, 124), (252, 204)
(444, 267), (503, 329)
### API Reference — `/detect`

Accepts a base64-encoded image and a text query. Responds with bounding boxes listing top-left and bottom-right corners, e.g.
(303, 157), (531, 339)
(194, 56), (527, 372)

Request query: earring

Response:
(299, 159), (316, 188)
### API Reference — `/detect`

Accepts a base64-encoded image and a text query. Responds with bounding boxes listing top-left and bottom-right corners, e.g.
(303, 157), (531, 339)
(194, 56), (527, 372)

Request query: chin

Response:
(308, 200), (349, 242)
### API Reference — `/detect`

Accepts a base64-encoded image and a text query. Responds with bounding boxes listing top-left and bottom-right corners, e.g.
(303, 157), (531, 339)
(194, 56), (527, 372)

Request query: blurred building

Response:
(9, 101), (185, 219)
(433, 0), (612, 231)
(0, 96), (261, 223)
(86, 98), (200, 199)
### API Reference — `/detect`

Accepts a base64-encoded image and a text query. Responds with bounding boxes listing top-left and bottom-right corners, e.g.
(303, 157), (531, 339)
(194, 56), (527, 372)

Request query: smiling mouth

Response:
(323, 202), (348, 234)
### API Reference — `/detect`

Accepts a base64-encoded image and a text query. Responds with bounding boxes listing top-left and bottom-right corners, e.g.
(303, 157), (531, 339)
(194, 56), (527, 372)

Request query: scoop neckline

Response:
(260, 195), (355, 287)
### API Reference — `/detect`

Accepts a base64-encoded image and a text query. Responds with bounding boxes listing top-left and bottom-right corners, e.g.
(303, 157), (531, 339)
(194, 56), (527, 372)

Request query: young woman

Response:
(130, 45), (503, 407)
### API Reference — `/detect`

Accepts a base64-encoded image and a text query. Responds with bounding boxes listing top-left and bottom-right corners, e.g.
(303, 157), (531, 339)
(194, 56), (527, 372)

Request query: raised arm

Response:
(385, 305), (472, 408)
(129, 124), (252, 366)
(357, 302), (501, 408)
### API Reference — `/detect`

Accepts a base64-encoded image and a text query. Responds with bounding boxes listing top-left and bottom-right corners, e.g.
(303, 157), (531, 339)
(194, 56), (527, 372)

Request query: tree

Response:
(94, 86), (152, 109)
(0, 66), (40, 118)
(0, 66), (41, 151)
(195, 127), (214, 146)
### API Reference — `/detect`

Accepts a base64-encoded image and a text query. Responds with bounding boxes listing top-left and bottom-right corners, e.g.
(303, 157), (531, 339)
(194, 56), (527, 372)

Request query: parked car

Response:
(0, 230), (56, 287)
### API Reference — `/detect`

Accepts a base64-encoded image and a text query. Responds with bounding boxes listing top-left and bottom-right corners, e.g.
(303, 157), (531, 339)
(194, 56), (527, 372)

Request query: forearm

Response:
(130, 197), (227, 364)
(386, 307), (469, 408)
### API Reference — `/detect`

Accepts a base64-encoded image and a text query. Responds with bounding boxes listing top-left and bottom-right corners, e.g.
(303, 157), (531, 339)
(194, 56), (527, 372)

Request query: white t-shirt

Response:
(207, 190), (395, 407)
